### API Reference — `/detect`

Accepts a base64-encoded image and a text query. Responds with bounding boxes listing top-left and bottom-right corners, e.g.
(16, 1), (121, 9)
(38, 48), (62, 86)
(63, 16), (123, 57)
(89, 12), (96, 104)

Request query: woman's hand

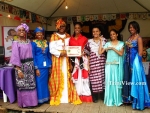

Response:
(36, 69), (40, 76)
(106, 47), (114, 51)
(18, 71), (24, 79)
(60, 50), (67, 57)
(107, 47), (113, 50)
(99, 35), (103, 42)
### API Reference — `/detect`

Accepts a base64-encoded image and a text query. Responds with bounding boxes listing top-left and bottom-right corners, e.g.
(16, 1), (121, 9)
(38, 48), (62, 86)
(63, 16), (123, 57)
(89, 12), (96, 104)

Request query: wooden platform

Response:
(0, 99), (150, 113)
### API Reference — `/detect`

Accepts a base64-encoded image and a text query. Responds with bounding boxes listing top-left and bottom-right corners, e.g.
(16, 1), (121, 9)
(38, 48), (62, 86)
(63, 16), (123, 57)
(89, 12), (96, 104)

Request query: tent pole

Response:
(48, 0), (65, 20)
(134, 0), (150, 12)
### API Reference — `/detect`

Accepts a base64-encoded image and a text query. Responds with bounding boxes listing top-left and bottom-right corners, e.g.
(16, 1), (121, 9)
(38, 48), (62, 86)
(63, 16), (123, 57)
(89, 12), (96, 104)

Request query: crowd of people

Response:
(9, 18), (150, 110)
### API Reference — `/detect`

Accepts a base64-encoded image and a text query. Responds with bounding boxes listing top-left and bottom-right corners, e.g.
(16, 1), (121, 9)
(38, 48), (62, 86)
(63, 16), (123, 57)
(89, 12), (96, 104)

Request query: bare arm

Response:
(137, 37), (143, 56)
(98, 41), (106, 55)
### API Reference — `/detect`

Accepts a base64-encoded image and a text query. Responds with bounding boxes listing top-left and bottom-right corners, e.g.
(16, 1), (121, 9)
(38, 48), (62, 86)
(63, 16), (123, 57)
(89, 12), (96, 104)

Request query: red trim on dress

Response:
(79, 95), (93, 102)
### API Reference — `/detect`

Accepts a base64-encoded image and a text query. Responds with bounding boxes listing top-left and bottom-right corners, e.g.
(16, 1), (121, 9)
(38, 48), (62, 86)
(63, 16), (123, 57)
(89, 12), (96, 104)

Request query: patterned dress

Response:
(69, 34), (93, 102)
(84, 38), (106, 93)
(49, 33), (82, 105)
(31, 39), (52, 104)
(10, 39), (38, 108)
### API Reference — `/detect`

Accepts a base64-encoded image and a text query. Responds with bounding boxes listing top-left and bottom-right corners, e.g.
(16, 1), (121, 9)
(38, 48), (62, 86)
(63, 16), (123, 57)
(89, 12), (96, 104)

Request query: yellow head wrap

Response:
(55, 18), (66, 30)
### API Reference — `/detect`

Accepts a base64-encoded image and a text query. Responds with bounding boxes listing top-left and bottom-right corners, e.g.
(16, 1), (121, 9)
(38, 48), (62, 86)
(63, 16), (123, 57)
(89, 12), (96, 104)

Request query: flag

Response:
(16, 8), (20, 16)
(19, 10), (23, 18)
(4, 4), (9, 13)
(93, 15), (98, 20)
(120, 14), (126, 20)
(0, 4), (4, 12)
(102, 15), (107, 21)
(77, 16), (81, 22)
(8, 5), (13, 14)
(89, 15), (94, 21)
(98, 14), (103, 21)
(67, 16), (72, 23)
(111, 14), (116, 20)
(72, 17), (77, 22)
(85, 15), (90, 21)
(81, 16), (85, 22)
(31, 13), (36, 23)
(26, 11), (29, 19)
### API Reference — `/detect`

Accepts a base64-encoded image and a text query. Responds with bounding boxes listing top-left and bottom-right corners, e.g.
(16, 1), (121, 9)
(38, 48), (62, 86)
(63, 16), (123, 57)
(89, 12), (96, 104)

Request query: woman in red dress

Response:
(69, 22), (93, 102)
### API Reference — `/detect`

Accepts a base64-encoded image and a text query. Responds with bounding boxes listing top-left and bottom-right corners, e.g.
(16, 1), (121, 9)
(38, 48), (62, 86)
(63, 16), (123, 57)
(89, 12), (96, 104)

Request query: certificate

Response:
(66, 46), (81, 57)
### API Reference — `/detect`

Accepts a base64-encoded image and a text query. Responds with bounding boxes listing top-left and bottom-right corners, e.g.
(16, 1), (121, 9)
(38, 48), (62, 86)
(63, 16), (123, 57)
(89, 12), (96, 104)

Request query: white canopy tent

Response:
(1, 0), (150, 18)
(0, 0), (150, 45)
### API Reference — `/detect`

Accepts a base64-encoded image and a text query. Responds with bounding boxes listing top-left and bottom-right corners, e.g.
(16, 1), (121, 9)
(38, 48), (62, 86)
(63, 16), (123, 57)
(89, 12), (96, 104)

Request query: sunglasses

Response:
(60, 25), (66, 28)
(18, 29), (25, 32)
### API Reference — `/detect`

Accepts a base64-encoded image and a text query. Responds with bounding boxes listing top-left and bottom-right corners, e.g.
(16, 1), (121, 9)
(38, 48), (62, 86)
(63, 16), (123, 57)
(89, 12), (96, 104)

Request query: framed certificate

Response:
(66, 46), (81, 57)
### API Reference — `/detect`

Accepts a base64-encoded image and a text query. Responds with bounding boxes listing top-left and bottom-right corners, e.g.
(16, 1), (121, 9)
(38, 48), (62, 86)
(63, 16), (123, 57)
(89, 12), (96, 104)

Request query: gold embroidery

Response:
(33, 39), (48, 48)
(106, 60), (119, 64)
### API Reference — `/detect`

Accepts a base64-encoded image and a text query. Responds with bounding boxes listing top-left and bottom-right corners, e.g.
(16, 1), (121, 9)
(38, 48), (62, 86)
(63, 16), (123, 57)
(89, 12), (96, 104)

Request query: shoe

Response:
(93, 99), (98, 103)
(25, 106), (35, 109)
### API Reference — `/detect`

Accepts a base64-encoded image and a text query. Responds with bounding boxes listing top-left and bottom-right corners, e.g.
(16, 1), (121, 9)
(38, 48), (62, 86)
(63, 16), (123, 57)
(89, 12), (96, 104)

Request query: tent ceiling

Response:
(2, 0), (149, 17)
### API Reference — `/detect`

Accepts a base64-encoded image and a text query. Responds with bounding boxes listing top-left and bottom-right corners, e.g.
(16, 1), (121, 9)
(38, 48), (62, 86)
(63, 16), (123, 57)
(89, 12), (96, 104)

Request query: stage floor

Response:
(0, 99), (150, 113)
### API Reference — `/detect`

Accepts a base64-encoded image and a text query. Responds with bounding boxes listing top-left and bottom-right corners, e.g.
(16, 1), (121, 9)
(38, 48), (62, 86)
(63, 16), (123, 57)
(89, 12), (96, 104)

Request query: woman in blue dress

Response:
(31, 27), (52, 104)
(122, 21), (150, 110)
(99, 29), (124, 106)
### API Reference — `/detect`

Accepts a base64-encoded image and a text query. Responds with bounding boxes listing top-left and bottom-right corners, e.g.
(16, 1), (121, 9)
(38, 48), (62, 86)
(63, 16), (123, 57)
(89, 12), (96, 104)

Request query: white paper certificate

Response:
(66, 46), (81, 57)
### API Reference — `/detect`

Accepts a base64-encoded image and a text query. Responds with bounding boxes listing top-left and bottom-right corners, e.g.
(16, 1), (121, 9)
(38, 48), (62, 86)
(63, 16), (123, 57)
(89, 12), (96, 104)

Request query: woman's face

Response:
(74, 24), (81, 35)
(36, 32), (43, 40)
(17, 27), (26, 37)
(58, 25), (66, 33)
(129, 24), (136, 35)
(92, 28), (101, 38)
(110, 31), (118, 40)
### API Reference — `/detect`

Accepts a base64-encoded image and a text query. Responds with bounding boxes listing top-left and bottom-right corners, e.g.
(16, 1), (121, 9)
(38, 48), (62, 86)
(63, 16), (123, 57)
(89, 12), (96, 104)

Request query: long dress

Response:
(69, 34), (93, 102)
(84, 38), (106, 94)
(104, 41), (124, 106)
(49, 33), (82, 105)
(122, 36), (150, 110)
(31, 39), (52, 104)
(10, 40), (38, 108)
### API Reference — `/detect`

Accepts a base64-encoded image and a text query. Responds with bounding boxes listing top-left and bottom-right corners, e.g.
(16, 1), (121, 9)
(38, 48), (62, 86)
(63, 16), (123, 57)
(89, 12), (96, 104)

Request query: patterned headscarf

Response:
(16, 23), (29, 32)
(34, 26), (44, 33)
(55, 18), (66, 30)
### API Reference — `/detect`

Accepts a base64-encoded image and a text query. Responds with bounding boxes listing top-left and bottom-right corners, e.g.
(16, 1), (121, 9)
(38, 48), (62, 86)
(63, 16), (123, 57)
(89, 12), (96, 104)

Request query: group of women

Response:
(9, 18), (150, 110)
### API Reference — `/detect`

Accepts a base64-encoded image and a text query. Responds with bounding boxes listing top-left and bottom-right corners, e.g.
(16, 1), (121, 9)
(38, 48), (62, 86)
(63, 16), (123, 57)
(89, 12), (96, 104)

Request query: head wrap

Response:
(34, 26), (44, 33)
(55, 18), (66, 30)
(16, 23), (29, 32)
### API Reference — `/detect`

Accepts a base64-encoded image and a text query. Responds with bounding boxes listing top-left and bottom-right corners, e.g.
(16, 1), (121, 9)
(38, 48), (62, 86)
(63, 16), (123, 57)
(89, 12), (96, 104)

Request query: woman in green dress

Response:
(99, 29), (124, 106)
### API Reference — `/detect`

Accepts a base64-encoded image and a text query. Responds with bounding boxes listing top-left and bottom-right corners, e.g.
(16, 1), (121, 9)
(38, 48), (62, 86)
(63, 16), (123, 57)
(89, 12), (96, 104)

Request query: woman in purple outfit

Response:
(10, 23), (38, 108)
